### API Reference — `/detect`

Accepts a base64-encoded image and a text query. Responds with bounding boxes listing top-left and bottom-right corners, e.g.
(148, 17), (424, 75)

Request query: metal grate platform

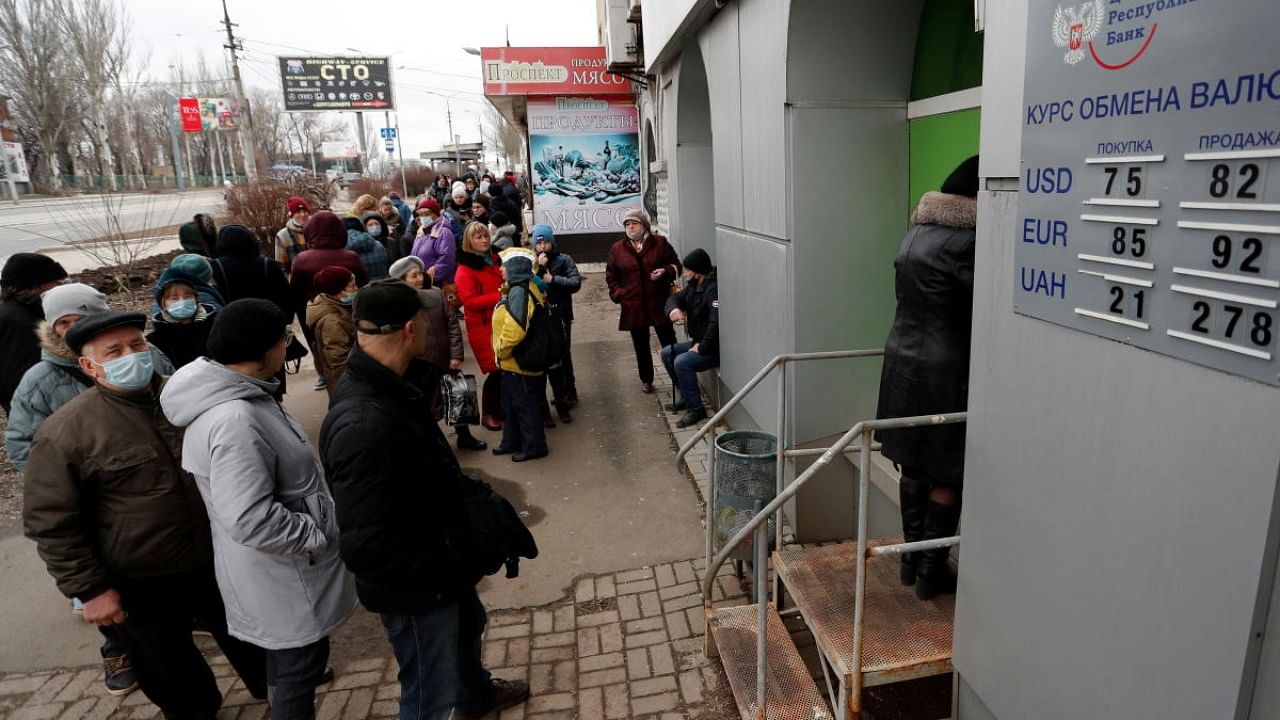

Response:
(709, 604), (835, 720)
(775, 542), (955, 687)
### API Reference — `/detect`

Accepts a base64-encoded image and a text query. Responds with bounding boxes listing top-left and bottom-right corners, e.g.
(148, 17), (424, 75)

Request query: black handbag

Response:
(442, 372), (480, 426)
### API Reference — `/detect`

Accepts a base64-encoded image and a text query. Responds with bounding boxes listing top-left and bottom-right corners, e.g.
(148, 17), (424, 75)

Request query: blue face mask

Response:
(93, 350), (154, 391)
(368, 225), (382, 238)
(340, 292), (357, 305)
(166, 298), (198, 319)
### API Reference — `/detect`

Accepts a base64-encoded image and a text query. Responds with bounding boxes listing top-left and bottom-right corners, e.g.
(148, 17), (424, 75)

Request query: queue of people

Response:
(1, 176), (741, 718)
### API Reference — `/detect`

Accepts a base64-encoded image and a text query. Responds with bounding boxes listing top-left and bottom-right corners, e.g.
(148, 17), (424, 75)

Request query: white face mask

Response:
(625, 226), (644, 241)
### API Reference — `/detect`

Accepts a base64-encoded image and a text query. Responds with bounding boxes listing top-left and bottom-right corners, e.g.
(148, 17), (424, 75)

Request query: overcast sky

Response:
(123, 0), (600, 161)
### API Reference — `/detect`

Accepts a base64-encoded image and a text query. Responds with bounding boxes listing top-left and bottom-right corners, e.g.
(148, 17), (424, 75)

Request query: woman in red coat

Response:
(606, 209), (682, 393)
(454, 222), (505, 430)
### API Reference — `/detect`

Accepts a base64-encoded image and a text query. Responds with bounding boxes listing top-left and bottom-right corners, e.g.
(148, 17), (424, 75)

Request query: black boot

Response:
(898, 478), (930, 586)
(456, 425), (488, 451)
(915, 499), (960, 601)
(553, 399), (573, 423)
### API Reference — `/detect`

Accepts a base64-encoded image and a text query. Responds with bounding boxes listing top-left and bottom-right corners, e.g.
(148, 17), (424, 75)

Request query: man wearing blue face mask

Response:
(24, 311), (268, 718)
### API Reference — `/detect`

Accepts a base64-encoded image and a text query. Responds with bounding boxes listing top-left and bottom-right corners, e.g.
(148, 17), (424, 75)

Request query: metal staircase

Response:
(676, 350), (964, 719)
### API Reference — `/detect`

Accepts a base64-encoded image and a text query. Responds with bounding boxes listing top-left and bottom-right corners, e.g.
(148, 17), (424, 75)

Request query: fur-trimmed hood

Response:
(911, 191), (977, 229)
(37, 321), (76, 364)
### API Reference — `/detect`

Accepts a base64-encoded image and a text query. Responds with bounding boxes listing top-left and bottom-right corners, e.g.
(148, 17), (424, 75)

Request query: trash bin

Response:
(713, 430), (778, 562)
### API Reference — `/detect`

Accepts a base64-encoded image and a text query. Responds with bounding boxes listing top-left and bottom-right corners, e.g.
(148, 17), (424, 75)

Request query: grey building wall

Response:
(635, 0), (929, 540)
(1252, 547), (1280, 719)
(955, 0), (1280, 717)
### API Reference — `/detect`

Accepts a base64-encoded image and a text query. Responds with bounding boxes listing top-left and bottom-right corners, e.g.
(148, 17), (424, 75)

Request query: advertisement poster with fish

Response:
(527, 96), (641, 235)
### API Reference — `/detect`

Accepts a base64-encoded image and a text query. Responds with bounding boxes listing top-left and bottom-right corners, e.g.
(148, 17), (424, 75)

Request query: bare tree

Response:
(59, 0), (130, 191)
(246, 87), (286, 169)
(485, 105), (525, 171)
(0, 0), (76, 189)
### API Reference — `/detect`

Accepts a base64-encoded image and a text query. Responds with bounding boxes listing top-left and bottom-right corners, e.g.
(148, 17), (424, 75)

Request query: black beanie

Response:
(682, 248), (712, 275)
(941, 155), (980, 198)
(206, 299), (289, 364)
(1, 253), (68, 292)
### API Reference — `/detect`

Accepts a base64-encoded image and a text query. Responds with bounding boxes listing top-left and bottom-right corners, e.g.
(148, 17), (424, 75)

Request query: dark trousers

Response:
(381, 588), (491, 720)
(266, 638), (330, 720)
(113, 568), (267, 720)
(660, 341), (720, 411)
(481, 372), (503, 421)
(629, 324), (678, 384)
(99, 624), (126, 655)
(546, 319), (576, 402)
(499, 371), (547, 456)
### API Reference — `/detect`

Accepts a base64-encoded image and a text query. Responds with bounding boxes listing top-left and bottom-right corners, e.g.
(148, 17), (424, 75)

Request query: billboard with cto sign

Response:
(528, 96), (640, 235)
(480, 47), (630, 96)
(279, 57), (394, 111)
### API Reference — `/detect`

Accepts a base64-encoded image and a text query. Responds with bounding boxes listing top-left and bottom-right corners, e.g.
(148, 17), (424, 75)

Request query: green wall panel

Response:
(909, 108), (981, 214)
(911, 0), (984, 101)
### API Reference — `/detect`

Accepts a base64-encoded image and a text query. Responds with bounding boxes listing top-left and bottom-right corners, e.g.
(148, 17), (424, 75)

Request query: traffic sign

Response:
(380, 127), (397, 139)
(385, 138), (395, 154)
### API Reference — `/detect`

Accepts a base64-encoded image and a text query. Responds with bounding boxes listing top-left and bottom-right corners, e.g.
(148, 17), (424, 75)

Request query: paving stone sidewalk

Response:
(0, 557), (746, 720)
(0, 347), (751, 720)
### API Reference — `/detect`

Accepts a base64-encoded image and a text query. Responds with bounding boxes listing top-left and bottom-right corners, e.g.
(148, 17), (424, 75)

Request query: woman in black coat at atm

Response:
(874, 155), (978, 602)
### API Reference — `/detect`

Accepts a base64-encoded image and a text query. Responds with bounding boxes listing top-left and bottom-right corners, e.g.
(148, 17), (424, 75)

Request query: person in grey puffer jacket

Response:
(160, 299), (356, 719)
(6, 284), (174, 472)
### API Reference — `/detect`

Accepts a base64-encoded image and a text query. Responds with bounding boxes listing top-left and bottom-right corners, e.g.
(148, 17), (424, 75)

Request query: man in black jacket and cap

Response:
(662, 248), (720, 429)
(321, 282), (529, 720)
(0, 253), (67, 413)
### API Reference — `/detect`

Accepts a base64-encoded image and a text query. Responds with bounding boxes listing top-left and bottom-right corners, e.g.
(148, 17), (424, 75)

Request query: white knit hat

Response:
(42, 283), (108, 324)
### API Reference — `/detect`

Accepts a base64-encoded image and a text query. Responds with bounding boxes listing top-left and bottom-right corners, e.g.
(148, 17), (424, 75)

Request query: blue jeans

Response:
(660, 341), (720, 411)
(381, 588), (491, 720)
(265, 638), (330, 720)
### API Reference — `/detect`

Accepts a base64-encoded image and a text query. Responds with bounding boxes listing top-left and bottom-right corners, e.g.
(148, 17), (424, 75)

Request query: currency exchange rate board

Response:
(1016, 0), (1280, 386)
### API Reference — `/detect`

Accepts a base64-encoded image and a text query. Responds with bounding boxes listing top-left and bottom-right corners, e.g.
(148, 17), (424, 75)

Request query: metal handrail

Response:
(683, 349), (883, 719)
(675, 348), (885, 582)
(701, 410), (966, 718)
(674, 349), (884, 468)
(699, 411), (965, 604)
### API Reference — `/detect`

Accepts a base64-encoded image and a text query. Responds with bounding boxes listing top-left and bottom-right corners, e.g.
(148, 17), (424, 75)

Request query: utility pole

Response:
(355, 112), (367, 174)
(446, 98), (459, 175)
(393, 112), (407, 196)
(221, 0), (258, 180)
(162, 93), (186, 190)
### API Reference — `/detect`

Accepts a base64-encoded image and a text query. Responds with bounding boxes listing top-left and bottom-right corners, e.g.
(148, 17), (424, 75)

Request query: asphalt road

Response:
(0, 190), (224, 262)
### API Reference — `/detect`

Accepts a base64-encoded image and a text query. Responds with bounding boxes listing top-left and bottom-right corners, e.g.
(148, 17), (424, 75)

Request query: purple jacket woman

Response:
(411, 216), (457, 286)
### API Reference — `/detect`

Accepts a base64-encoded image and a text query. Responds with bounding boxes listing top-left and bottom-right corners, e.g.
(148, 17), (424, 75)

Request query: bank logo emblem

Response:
(1052, 0), (1104, 65)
